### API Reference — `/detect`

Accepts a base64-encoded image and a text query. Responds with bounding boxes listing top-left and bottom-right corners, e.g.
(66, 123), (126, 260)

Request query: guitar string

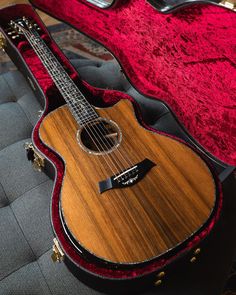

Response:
(22, 29), (121, 178)
(28, 32), (132, 177)
(29, 27), (136, 175)
(30, 32), (136, 175)
(28, 27), (137, 177)
(20, 24), (135, 180)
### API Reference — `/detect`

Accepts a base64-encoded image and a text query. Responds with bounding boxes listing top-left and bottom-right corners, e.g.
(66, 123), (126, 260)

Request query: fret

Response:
(27, 30), (99, 126)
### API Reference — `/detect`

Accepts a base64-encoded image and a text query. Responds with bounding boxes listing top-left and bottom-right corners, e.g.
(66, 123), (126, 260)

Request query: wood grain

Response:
(39, 99), (216, 264)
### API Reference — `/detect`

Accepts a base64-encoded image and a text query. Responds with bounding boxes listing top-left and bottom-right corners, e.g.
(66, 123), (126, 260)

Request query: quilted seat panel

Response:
(11, 180), (54, 259)
(0, 139), (48, 202)
(0, 104), (32, 150)
(0, 206), (35, 280)
(0, 261), (52, 295)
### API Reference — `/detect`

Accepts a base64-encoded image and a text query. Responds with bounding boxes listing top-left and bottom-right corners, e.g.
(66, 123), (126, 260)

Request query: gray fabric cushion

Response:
(0, 104), (32, 150)
(0, 206), (35, 280)
(0, 261), (52, 295)
(0, 139), (48, 202)
(11, 180), (54, 259)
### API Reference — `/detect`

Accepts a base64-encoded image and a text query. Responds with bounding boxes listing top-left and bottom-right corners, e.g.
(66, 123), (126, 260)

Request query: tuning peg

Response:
(33, 23), (41, 31)
(7, 31), (15, 35)
(12, 35), (19, 39)
(21, 16), (29, 25)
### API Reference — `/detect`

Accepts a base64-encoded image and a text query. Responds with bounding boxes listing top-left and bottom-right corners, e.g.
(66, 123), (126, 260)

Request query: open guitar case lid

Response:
(0, 0), (235, 294)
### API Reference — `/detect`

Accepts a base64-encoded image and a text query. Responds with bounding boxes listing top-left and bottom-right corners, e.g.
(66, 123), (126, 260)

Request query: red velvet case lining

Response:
(31, 0), (236, 167)
(0, 4), (223, 279)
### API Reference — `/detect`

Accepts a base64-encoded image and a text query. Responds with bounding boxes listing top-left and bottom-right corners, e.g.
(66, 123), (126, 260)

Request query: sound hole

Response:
(77, 119), (121, 155)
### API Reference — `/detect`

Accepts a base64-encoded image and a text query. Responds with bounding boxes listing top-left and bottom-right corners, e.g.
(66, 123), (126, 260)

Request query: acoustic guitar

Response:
(8, 18), (218, 268)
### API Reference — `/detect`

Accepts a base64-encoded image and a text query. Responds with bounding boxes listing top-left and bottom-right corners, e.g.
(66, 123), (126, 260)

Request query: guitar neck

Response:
(24, 27), (99, 126)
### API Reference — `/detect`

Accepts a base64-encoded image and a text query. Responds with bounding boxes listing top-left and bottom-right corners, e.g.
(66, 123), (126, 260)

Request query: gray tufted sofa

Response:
(1, 54), (236, 295)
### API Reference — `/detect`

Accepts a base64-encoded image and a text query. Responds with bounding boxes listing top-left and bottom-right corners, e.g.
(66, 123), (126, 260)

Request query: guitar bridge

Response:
(99, 158), (156, 193)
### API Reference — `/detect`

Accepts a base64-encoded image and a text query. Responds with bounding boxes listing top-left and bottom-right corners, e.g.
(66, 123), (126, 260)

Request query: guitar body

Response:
(39, 99), (216, 266)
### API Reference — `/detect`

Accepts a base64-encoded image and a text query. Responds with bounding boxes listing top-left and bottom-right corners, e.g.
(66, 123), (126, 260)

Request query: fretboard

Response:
(26, 29), (99, 126)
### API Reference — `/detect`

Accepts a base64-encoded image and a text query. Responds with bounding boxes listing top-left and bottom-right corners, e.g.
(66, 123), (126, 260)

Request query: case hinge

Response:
(51, 238), (64, 263)
(219, 0), (236, 11)
(24, 142), (45, 172)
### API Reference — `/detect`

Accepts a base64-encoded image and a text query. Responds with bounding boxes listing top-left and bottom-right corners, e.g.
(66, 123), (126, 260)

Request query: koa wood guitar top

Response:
(40, 100), (216, 265)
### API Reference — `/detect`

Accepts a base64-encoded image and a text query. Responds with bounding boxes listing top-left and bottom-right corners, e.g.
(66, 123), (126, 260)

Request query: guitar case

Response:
(0, 1), (235, 294)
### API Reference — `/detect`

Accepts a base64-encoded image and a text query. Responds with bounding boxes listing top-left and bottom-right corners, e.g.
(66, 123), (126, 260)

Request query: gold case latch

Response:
(51, 238), (64, 263)
(24, 142), (45, 172)
(220, 0), (236, 11)
(0, 32), (6, 52)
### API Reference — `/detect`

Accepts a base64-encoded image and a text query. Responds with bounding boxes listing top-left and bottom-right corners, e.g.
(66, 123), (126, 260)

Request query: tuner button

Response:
(33, 24), (41, 31)
(7, 31), (14, 35)
(12, 35), (19, 39)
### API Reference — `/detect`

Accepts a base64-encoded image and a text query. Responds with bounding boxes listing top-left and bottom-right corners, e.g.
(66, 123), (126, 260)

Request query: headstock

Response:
(7, 17), (41, 40)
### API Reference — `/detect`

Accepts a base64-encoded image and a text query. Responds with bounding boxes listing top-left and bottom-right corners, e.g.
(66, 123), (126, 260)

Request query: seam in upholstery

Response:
(0, 179), (9, 207)
(0, 97), (16, 106)
(36, 256), (54, 295)
(1, 75), (17, 103)
(0, 261), (35, 282)
(2, 73), (26, 103)
(9, 206), (37, 260)
(2, 75), (35, 128)
(0, 137), (32, 153)
(10, 179), (51, 205)
(3, 204), (54, 294)
(0, 247), (52, 283)
(16, 97), (37, 129)
(1, 180), (53, 272)
(0, 101), (16, 107)
(0, 100), (34, 131)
